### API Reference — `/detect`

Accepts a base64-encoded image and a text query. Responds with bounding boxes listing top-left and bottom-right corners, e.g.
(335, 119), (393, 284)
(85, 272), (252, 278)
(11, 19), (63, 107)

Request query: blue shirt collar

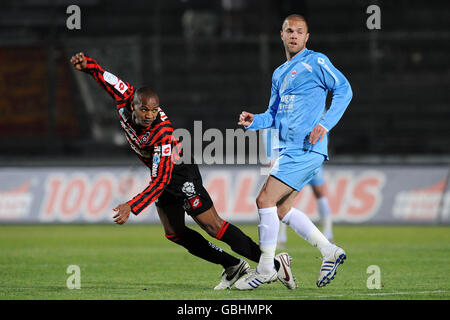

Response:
(287, 48), (309, 64)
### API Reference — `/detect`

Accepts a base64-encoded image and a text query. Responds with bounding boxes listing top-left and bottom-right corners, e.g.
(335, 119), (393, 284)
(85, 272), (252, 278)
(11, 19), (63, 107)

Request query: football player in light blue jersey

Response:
(235, 14), (352, 290)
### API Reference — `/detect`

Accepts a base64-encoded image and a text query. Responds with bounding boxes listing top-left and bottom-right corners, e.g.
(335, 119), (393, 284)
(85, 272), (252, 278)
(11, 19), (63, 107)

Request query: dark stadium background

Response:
(0, 0), (448, 165)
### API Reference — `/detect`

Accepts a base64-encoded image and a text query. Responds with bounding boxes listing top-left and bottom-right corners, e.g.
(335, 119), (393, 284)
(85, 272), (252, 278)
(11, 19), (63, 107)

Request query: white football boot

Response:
(214, 259), (250, 290)
(317, 245), (346, 287)
(275, 252), (298, 290)
(234, 268), (277, 290)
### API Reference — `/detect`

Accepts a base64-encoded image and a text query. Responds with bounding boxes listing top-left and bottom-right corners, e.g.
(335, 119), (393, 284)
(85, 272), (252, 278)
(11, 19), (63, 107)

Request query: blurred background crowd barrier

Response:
(0, 0), (449, 224)
(1, 165), (449, 224)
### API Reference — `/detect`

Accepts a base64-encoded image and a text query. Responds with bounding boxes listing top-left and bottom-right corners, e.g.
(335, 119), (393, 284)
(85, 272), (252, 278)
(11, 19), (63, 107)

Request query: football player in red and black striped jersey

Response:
(70, 52), (297, 290)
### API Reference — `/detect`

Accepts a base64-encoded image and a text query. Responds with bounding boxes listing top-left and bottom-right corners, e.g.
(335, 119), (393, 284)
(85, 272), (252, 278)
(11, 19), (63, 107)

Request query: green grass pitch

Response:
(0, 224), (449, 300)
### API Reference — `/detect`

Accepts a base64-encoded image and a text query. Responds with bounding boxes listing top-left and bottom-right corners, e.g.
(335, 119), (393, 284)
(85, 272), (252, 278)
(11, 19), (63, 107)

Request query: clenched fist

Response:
(70, 52), (87, 71)
(237, 111), (254, 127)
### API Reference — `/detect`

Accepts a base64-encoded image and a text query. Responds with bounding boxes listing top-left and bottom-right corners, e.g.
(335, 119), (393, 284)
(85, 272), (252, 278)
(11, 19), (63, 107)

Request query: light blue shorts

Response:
(308, 166), (324, 186)
(270, 148), (325, 191)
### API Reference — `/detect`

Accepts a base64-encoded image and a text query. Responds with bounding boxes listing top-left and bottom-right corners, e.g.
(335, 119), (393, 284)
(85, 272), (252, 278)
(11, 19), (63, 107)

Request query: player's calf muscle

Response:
(194, 210), (224, 237)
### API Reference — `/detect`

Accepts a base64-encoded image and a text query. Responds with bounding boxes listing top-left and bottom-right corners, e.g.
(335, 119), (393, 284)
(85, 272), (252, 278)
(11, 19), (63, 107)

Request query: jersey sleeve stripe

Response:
(83, 55), (134, 103)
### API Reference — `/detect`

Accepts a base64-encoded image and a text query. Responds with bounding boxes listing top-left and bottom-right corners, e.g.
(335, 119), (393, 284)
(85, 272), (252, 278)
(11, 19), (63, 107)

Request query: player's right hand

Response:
(113, 203), (131, 225)
(238, 111), (254, 127)
(70, 52), (87, 71)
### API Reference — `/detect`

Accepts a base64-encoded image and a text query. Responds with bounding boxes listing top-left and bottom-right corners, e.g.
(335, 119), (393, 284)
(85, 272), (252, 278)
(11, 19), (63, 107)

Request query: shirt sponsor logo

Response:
(189, 196), (202, 209)
(159, 108), (168, 121)
(278, 95), (295, 113)
(114, 80), (128, 94)
(152, 148), (161, 177)
(103, 71), (128, 94)
(162, 144), (171, 156)
(103, 71), (118, 85)
(153, 154), (160, 164)
(317, 57), (339, 83)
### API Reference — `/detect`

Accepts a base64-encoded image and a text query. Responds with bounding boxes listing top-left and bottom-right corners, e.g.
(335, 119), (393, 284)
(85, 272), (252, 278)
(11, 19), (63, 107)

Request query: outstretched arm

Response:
(113, 140), (174, 224)
(127, 143), (174, 214)
(70, 52), (135, 104)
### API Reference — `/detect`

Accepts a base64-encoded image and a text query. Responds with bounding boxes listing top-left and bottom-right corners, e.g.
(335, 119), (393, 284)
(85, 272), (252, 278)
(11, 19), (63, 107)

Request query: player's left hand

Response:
(113, 203), (131, 225)
(309, 124), (328, 145)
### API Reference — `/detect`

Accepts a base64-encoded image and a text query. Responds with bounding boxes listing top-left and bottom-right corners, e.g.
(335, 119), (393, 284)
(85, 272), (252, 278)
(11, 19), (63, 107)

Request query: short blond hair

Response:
(282, 14), (308, 32)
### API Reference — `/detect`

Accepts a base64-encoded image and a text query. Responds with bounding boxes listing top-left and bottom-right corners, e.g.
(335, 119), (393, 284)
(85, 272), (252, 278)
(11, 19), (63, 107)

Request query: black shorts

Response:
(155, 163), (213, 216)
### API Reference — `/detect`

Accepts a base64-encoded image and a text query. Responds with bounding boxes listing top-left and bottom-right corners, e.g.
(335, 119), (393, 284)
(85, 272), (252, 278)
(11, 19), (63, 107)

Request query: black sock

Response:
(216, 222), (261, 263)
(217, 221), (281, 271)
(166, 227), (240, 269)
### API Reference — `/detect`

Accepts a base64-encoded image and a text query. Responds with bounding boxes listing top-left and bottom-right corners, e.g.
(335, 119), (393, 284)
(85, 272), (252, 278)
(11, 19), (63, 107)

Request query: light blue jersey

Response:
(247, 48), (352, 160)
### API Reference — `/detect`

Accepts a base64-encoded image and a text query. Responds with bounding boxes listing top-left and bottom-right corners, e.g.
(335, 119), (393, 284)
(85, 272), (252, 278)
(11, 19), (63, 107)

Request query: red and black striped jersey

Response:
(82, 55), (182, 215)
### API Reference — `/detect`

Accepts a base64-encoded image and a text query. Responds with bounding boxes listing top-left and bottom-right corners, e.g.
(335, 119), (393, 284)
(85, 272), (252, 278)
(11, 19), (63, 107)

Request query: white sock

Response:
(282, 207), (334, 256)
(257, 206), (279, 274)
(277, 221), (288, 243)
(317, 197), (333, 239)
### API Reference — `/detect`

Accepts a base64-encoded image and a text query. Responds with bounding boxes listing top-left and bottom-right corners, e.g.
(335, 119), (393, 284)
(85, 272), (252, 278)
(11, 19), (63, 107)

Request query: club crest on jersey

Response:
(182, 182), (196, 197)
(140, 132), (150, 144)
(291, 69), (297, 77)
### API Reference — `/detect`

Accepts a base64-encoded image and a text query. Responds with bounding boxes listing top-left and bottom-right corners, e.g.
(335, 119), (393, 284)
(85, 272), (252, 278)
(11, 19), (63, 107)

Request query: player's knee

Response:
(256, 191), (275, 209)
